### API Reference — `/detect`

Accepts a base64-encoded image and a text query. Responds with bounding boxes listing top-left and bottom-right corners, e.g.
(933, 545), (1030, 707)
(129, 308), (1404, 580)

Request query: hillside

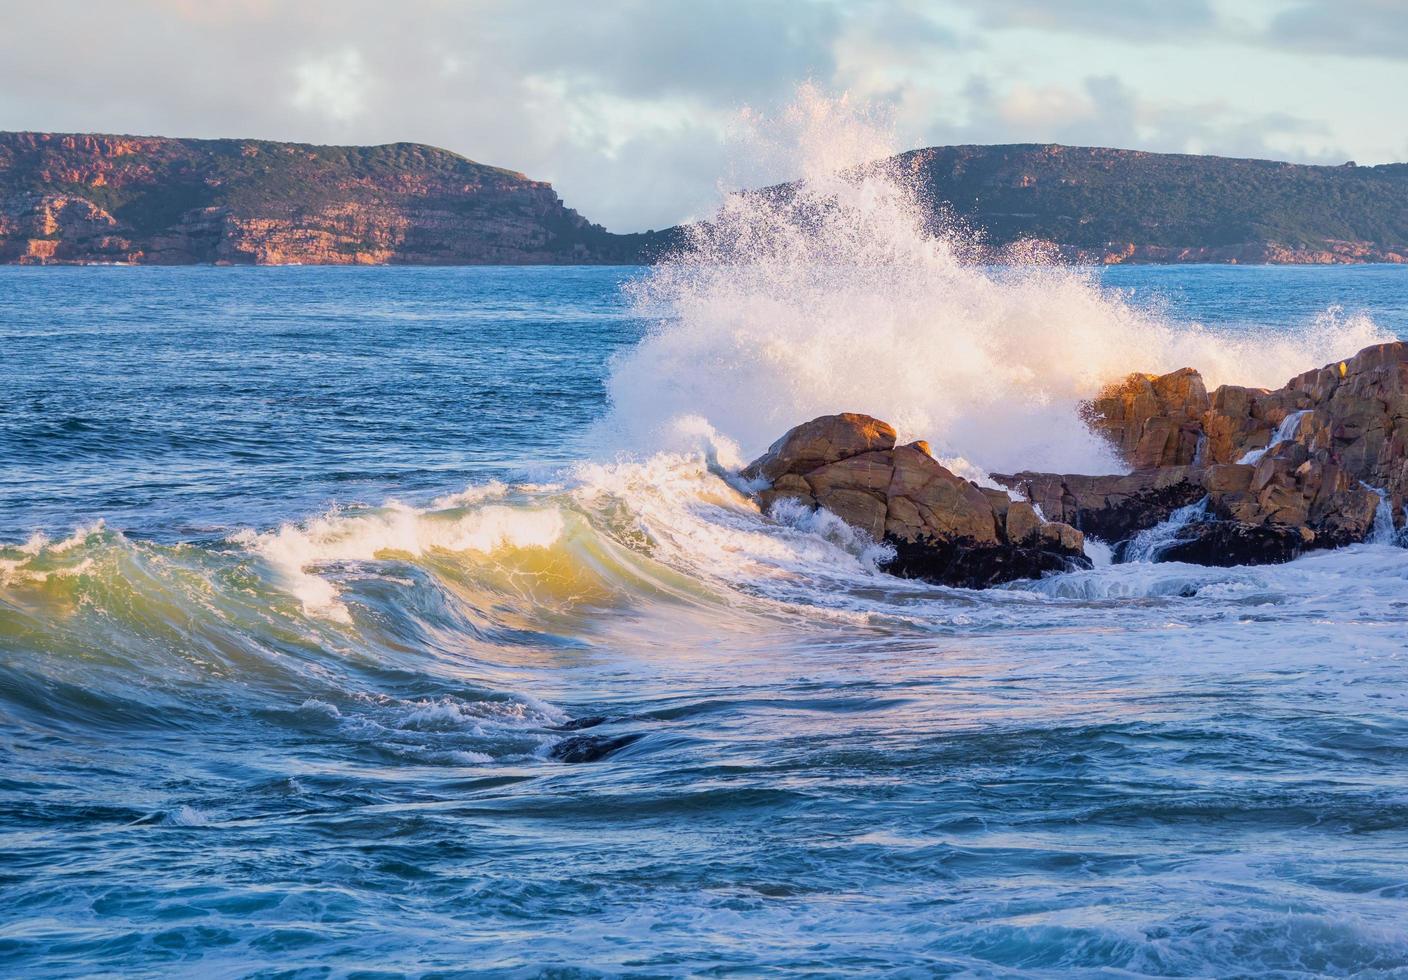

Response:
(0, 132), (658, 265)
(890, 144), (1408, 263)
(3, 135), (1406, 265)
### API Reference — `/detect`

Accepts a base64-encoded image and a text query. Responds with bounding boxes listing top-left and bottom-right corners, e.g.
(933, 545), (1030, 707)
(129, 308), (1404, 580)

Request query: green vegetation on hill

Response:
(894, 145), (1408, 254)
(0, 132), (654, 263)
(3, 133), (1405, 265)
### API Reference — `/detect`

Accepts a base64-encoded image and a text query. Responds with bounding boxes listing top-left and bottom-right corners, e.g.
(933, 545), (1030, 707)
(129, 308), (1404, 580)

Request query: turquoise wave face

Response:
(3, 265), (1408, 976)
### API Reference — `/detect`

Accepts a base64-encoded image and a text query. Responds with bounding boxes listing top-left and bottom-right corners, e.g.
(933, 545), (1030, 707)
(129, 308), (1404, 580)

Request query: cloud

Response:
(967, 0), (1408, 62)
(291, 48), (370, 123)
(922, 74), (1341, 164)
(1263, 0), (1408, 60)
(972, 0), (1220, 41)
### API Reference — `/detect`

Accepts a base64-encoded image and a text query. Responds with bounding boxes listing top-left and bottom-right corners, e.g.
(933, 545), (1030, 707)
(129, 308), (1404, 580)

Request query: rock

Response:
(997, 342), (1408, 567)
(1156, 522), (1307, 567)
(742, 414), (897, 483)
(748, 344), (1404, 577)
(994, 467), (1208, 543)
(549, 732), (643, 763)
(1078, 342), (1408, 534)
(1001, 445), (1382, 566)
(1082, 368), (1210, 468)
(1004, 500), (1042, 545)
(744, 414), (1088, 588)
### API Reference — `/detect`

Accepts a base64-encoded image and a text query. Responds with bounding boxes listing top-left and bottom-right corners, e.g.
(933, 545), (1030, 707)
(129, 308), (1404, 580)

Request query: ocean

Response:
(3, 256), (1408, 976)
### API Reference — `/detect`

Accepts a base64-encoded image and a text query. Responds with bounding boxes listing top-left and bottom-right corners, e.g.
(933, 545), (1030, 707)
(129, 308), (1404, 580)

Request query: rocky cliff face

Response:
(0, 132), (661, 265)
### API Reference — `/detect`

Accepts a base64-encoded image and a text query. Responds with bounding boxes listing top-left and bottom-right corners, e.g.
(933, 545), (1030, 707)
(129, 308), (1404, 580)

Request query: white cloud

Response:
(291, 48), (369, 123)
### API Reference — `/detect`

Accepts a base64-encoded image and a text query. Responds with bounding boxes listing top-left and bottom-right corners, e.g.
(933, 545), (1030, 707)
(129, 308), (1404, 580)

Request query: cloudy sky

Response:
(2, 0), (1403, 230)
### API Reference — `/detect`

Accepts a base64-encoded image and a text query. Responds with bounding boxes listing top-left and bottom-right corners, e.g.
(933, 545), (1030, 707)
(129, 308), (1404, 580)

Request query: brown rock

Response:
(744, 413), (1087, 587)
(1083, 367), (1210, 468)
(1077, 341), (1408, 541)
(1005, 500), (1041, 545)
(742, 414), (897, 484)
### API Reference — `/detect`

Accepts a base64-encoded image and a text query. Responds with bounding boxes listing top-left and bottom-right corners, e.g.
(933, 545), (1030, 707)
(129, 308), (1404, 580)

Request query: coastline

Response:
(6, 252), (1407, 268)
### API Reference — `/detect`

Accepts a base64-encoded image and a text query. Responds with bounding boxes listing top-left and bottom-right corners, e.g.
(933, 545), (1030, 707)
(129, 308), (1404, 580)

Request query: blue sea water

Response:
(2, 263), (1408, 977)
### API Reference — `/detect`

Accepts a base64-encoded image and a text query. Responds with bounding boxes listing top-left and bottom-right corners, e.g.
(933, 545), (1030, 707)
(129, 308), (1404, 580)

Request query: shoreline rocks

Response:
(741, 413), (1090, 588)
(744, 343), (1406, 582)
(1000, 341), (1406, 565)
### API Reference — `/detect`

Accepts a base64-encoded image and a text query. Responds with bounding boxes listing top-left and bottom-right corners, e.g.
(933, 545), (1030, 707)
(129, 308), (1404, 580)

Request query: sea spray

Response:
(604, 88), (1392, 477)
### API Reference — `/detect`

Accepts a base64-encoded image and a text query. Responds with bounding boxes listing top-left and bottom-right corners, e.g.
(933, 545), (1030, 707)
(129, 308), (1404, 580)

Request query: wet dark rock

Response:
(884, 535), (1087, 589)
(1155, 521), (1307, 567)
(551, 715), (610, 732)
(996, 469), (1209, 543)
(549, 733), (643, 764)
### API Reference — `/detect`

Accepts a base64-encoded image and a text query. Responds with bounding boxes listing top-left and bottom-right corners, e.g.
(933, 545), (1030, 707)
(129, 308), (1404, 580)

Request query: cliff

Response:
(0, 132), (662, 265)
(891, 144), (1408, 264)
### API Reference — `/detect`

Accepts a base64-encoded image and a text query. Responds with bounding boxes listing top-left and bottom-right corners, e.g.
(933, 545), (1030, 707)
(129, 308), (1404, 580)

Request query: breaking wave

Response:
(602, 87), (1392, 476)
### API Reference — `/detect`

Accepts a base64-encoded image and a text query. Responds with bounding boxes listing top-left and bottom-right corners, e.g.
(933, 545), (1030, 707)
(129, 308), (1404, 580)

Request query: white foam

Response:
(235, 501), (565, 621)
(162, 805), (212, 827)
(0, 522), (110, 585)
(1365, 483), (1401, 546)
(1082, 538), (1114, 568)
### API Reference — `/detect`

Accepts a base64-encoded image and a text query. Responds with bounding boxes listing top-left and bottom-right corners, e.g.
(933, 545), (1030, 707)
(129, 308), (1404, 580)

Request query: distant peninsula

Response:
(0, 132), (660, 265)
(2, 132), (1405, 266)
(887, 144), (1408, 264)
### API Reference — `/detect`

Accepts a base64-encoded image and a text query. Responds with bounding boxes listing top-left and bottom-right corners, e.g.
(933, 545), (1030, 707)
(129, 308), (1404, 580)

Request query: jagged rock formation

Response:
(998, 342), (1408, 565)
(748, 345), (1406, 579)
(742, 413), (1088, 588)
(0, 132), (665, 265)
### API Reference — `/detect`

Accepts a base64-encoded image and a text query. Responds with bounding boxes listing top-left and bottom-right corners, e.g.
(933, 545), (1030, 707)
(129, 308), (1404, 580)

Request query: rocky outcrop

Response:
(0, 132), (667, 265)
(1001, 458), (1379, 566)
(743, 413), (1088, 588)
(998, 342), (1406, 565)
(746, 346), (1403, 576)
(1081, 368), (1211, 469)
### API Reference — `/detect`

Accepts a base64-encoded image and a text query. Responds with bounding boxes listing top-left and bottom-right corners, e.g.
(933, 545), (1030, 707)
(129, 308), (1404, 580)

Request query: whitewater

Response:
(3, 100), (1408, 975)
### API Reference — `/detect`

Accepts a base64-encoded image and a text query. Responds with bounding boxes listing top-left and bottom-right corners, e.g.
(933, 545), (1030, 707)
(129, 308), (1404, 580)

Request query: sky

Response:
(2, 0), (1404, 231)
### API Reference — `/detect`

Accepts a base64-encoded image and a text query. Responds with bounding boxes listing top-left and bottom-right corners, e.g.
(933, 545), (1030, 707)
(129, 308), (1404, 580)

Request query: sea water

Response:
(3, 260), (1406, 976)
(5, 104), (1408, 973)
